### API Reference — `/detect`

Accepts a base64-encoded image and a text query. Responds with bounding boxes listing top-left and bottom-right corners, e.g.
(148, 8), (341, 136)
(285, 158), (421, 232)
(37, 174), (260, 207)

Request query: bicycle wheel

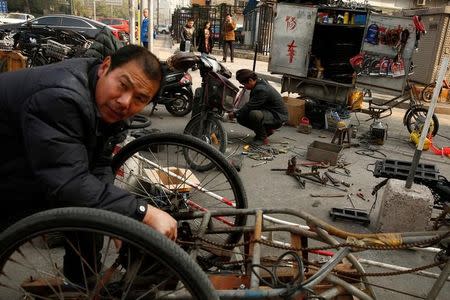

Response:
(111, 133), (247, 263)
(405, 107), (440, 136)
(165, 89), (193, 117)
(184, 114), (227, 154)
(0, 207), (218, 299)
(420, 82), (435, 103)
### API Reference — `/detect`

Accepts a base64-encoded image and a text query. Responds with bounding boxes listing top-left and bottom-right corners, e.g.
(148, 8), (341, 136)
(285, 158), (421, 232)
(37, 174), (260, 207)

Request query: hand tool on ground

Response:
(356, 192), (369, 202)
(310, 194), (346, 198)
(347, 194), (356, 208)
(324, 171), (340, 186)
(328, 167), (351, 177)
(251, 161), (268, 168)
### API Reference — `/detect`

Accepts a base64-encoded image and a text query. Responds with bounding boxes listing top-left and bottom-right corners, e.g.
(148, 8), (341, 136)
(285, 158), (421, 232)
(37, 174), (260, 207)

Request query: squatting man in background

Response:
(0, 45), (177, 283)
(228, 69), (288, 145)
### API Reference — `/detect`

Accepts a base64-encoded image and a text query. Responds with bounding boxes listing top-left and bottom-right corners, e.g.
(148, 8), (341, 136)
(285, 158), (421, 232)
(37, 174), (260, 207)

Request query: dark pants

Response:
(223, 40), (234, 61)
(236, 110), (282, 139)
(64, 232), (104, 285)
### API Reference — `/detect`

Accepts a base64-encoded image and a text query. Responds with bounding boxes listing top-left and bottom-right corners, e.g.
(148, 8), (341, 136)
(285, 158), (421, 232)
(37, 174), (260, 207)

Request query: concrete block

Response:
(375, 179), (434, 232)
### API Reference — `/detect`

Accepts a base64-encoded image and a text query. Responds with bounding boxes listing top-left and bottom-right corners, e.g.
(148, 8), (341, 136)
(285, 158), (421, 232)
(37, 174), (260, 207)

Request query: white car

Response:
(0, 12), (34, 24)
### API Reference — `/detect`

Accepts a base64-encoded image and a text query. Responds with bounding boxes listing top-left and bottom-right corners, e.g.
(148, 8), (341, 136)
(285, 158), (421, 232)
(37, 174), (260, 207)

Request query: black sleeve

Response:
(180, 28), (187, 41)
(236, 86), (268, 117)
(22, 88), (147, 221)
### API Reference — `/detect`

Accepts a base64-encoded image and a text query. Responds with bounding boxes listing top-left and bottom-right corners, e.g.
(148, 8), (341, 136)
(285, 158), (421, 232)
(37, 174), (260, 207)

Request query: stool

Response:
(331, 127), (351, 146)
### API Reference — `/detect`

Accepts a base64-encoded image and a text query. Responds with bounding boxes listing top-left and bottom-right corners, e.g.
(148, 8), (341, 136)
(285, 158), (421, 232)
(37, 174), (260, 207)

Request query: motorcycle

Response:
(165, 52), (247, 170)
(149, 60), (194, 117)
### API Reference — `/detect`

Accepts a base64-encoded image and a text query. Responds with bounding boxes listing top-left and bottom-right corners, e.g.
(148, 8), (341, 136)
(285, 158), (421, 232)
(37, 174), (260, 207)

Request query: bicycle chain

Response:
(181, 230), (450, 277)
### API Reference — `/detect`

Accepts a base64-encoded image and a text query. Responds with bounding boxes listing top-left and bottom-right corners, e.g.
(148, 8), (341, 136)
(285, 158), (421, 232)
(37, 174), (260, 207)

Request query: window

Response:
(32, 17), (60, 26)
(112, 19), (122, 25)
(99, 18), (112, 25)
(62, 17), (90, 28)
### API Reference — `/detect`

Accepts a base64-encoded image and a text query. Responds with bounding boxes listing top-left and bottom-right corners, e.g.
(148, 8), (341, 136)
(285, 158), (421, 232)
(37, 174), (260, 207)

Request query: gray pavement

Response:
(150, 35), (450, 299)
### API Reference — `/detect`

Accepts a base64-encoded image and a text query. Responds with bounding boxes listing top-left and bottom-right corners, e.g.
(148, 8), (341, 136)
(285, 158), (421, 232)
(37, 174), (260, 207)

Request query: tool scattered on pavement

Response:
(347, 194), (357, 208)
(356, 192), (369, 202)
(310, 194), (346, 198)
(251, 161), (268, 168)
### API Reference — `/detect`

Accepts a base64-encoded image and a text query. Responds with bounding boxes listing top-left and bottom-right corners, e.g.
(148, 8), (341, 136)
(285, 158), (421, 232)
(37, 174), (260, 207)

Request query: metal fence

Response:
(171, 3), (274, 55)
(243, 3), (274, 55)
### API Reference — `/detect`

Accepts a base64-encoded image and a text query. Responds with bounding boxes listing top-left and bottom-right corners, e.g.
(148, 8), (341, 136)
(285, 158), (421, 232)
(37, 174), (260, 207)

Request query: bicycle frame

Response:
(174, 207), (450, 299)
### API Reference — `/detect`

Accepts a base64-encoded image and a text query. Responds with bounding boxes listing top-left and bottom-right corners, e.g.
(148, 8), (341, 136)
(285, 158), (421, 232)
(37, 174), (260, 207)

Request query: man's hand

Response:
(142, 205), (177, 241)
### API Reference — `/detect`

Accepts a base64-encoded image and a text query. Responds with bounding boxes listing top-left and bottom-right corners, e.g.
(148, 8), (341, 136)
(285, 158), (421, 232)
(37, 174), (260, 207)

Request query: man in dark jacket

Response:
(0, 45), (177, 279)
(228, 69), (288, 145)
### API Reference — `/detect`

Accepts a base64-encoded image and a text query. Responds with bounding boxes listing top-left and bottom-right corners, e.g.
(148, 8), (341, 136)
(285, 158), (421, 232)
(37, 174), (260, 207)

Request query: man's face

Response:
(241, 78), (256, 90)
(187, 21), (194, 28)
(95, 57), (160, 124)
(226, 15), (231, 22)
(143, 9), (149, 18)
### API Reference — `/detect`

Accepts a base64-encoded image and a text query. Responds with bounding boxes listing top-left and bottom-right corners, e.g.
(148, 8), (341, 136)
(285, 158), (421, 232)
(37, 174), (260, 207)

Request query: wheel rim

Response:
(0, 208), (216, 299)
(112, 135), (246, 265)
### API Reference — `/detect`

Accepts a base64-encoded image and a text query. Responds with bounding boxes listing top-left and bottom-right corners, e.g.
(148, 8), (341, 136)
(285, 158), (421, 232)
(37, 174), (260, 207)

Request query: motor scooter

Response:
(164, 52), (247, 170)
(149, 61), (194, 117)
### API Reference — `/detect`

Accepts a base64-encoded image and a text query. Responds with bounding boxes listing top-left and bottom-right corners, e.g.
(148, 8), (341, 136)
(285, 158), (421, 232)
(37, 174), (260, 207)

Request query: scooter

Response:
(149, 61), (194, 117)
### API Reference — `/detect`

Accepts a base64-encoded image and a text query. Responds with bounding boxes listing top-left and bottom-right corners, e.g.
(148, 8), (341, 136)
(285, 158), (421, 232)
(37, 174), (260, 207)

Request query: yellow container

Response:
(348, 90), (363, 110)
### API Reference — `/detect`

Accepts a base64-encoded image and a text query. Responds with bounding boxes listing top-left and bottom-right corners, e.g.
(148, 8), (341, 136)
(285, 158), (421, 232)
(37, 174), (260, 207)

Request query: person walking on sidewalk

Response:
(180, 18), (195, 52)
(228, 69), (288, 145)
(222, 14), (236, 62)
(197, 21), (213, 55)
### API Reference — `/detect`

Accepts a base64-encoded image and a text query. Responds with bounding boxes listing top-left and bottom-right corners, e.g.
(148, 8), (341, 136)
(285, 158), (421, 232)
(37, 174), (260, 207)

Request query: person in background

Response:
(222, 14), (236, 63)
(180, 18), (195, 52)
(196, 21), (213, 55)
(141, 8), (149, 48)
(228, 69), (288, 145)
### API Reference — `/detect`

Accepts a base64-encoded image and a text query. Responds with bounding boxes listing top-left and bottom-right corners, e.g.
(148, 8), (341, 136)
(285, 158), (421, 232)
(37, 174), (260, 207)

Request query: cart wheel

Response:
(405, 107), (439, 136)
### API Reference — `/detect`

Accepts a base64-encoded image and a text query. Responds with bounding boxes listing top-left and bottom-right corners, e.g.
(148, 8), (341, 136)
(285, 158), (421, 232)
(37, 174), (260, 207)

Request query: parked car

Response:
(157, 24), (170, 34)
(97, 17), (129, 34)
(0, 14), (119, 40)
(0, 12), (34, 24)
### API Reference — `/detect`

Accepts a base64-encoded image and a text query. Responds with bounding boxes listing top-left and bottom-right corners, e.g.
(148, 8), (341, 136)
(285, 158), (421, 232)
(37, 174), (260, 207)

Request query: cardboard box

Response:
(0, 50), (26, 72)
(282, 97), (305, 126)
(144, 167), (200, 193)
(306, 141), (343, 166)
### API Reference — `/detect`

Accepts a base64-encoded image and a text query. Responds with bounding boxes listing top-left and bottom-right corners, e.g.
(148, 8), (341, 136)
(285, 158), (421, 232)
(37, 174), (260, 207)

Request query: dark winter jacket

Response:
(0, 58), (147, 227)
(82, 28), (124, 60)
(236, 78), (288, 123)
(196, 28), (213, 54)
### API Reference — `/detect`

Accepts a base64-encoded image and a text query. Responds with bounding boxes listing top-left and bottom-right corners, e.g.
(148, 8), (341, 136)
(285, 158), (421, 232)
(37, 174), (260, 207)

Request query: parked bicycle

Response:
(421, 79), (450, 103)
(360, 79), (440, 136)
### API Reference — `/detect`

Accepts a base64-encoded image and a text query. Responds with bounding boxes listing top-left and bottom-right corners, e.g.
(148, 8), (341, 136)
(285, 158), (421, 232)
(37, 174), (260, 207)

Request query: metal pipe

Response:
(129, 0), (136, 44)
(148, 0), (154, 52)
(325, 273), (374, 300)
(406, 56), (449, 188)
(250, 210), (263, 289)
(426, 259), (450, 299)
(302, 247), (350, 288)
(359, 258), (450, 282)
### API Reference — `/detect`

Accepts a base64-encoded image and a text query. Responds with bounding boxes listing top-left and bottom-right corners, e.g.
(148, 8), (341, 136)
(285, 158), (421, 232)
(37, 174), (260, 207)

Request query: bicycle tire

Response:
(111, 133), (247, 258)
(184, 113), (227, 156)
(0, 207), (218, 300)
(420, 82), (435, 103)
(405, 107), (440, 136)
